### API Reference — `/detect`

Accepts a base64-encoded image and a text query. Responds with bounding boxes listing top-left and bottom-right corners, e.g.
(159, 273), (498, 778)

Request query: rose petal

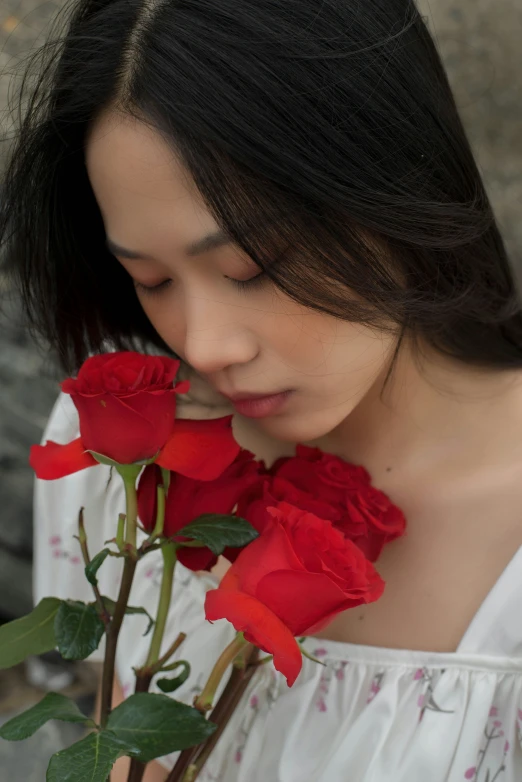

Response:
(204, 589), (302, 686)
(30, 438), (97, 479)
(256, 568), (383, 637)
(157, 417), (240, 480)
(218, 521), (305, 597)
(177, 546), (218, 572)
(137, 464), (161, 532)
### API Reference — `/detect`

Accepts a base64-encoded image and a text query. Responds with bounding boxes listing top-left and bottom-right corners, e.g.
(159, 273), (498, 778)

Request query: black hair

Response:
(1, 0), (520, 373)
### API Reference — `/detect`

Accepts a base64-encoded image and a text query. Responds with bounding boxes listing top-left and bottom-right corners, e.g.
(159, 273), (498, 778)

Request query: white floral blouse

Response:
(34, 393), (522, 781)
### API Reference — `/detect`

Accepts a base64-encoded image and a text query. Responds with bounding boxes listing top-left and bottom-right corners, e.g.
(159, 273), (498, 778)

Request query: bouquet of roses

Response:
(0, 352), (406, 781)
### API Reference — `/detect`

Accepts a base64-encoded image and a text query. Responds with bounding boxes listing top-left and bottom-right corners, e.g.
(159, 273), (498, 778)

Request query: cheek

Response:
(138, 296), (186, 353)
(262, 304), (392, 381)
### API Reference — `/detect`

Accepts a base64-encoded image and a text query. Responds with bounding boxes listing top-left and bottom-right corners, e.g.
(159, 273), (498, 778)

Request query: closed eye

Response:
(225, 271), (266, 292)
(134, 272), (267, 297)
(134, 279), (173, 296)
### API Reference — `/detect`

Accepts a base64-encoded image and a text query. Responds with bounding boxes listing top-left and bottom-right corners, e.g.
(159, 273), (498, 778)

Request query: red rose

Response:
(62, 352), (186, 464)
(138, 450), (265, 571)
(270, 445), (406, 561)
(30, 352), (240, 481)
(205, 501), (385, 686)
(236, 476), (341, 534)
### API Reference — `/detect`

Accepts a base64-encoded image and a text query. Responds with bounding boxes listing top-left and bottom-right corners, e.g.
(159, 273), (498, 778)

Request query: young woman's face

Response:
(86, 110), (397, 442)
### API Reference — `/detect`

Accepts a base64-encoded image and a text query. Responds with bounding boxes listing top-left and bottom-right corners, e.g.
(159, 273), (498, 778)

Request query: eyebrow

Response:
(106, 229), (233, 260)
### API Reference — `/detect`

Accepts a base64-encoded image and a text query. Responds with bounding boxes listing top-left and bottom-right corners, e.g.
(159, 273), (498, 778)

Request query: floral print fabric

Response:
(33, 393), (522, 782)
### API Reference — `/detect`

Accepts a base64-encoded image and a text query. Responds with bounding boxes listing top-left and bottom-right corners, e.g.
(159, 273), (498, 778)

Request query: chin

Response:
(258, 408), (350, 444)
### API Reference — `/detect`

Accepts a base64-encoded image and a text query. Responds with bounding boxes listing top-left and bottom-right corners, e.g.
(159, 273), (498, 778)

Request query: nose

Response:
(183, 293), (258, 376)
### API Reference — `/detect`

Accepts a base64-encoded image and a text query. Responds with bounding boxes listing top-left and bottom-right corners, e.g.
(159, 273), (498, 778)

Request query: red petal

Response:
(219, 521), (305, 597)
(137, 465), (161, 532)
(30, 438), (97, 479)
(256, 568), (383, 637)
(177, 546), (218, 572)
(157, 417), (240, 480)
(204, 590), (302, 686)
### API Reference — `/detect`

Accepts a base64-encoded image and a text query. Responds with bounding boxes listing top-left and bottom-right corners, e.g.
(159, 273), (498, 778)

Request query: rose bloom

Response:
(268, 445), (406, 561)
(31, 351), (240, 481)
(205, 501), (385, 686)
(137, 450), (265, 570)
(62, 351), (187, 464)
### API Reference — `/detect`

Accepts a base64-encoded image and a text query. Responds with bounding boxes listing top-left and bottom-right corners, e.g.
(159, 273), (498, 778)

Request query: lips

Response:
(220, 390), (294, 419)
(224, 391), (288, 402)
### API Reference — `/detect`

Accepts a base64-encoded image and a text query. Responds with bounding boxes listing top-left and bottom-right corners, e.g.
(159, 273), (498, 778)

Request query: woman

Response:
(2, 0), (522, 779)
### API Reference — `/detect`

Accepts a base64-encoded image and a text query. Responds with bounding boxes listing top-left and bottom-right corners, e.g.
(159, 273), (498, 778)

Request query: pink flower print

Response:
(52, 549), (63, 558)
(234, 749), (242, 764)
(414, 668), (424, 681)
(313, 648), (328, 658)
(464, 768), (476, 780)
(493, 720), (502, 728)
(518, 708), (522, 720)
(489, 707), (499, 717)
(122, 682), (131, 698)
(504, 740), (510, 753)
(69, 556), (81, 565)
(49, 535), (62, 546)
(145, 567), (155, 579)
(317, 697), (327, 713)
(498, 730), (504, 737)
(249, 695), (259, 709)
(417, 694), (426, 709)
(335, 662), (348, 681)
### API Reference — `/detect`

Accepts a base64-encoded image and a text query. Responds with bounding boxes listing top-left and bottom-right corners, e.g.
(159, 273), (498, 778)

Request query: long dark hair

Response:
(1, 0), (520, 373)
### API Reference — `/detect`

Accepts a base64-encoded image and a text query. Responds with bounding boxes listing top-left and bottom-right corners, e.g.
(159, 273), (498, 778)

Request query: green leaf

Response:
(176, 514), (259, 556)
(101, 597), (154, 636)
(88, 451), (123, 468)
(107, 693), (216, 762)
(55, 601), (105, 660)
(0, 692), (95, 741)
(85, 549), (110, 586)
(156, 661), (191, 693)
(0, 597), (61, 670)
(46, 730), (140, 782)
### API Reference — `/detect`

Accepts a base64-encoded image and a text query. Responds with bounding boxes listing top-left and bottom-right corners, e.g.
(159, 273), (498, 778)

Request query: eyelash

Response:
(134, 279), (173, 296)
(135, 272), (266, 296)
(225, 272), (266, 292)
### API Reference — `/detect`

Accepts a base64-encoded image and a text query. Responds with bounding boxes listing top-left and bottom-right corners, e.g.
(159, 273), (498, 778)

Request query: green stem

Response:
(193, 634), (249, 713)
(99, 554), (137, 730)
(189, 648), (259, 779)
(77, 509), (110, 626)
(166, 646), (258, 782)
(151, 483), (166, 540)
(116, 513), (126, 550)
(127, 541), (178, 782)
(155, 632), (187, 671)
(99, 465), (140, 733)
(123, 478), (138, 549)
(145, 542), (177, 666)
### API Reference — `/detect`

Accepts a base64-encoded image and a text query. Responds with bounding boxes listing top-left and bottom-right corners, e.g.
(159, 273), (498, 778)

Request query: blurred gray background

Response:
(0, 0), (521, 774)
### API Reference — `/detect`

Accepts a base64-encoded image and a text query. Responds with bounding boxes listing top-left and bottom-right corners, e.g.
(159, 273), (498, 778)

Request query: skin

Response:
(87, 109), (522, 780)
(86, 109), (397, 445)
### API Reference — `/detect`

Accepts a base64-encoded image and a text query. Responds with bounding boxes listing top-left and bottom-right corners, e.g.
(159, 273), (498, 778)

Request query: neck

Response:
(313, 339), (522, 492)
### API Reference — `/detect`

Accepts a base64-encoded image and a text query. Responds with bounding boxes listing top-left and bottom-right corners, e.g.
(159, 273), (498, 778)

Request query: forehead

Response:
(85, 109), (218, 243)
